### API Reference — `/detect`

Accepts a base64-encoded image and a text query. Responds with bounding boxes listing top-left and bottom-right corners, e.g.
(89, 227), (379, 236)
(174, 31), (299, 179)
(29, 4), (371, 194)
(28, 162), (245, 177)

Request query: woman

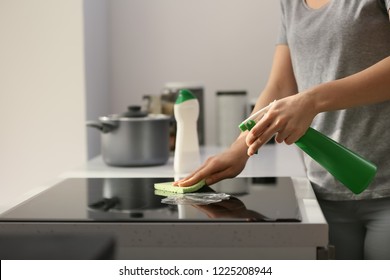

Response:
(175, 0), (390, 259)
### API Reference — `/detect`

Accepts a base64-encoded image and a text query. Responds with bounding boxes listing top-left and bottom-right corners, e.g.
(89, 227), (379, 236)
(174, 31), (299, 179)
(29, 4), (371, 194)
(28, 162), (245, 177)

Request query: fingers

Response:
(175, 174), (203, 187)
(173, 167), (205, 187)
(244, 94), (317, 154)
(245, 99), (307, 154)
(274, 124), (290, 144)
(283, 128), (306, 145)
(174, 157), (223, 187)
(174, 153), (242, 187)
(246, 111), (286, 155)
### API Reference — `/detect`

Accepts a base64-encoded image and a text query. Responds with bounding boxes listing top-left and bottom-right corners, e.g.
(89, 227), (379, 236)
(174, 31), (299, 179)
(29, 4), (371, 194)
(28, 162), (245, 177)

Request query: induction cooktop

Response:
(0, 177), (302, 222)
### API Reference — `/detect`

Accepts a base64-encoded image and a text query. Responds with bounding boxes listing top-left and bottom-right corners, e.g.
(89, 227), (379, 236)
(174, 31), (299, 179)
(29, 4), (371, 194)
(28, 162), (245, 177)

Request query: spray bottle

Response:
(239, 107), (377, 194)
(174, 89), (201, 174)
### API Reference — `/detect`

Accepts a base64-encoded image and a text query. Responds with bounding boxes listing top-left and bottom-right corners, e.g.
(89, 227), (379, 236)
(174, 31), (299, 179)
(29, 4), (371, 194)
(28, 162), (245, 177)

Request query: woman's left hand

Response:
(245, 93), (317, 156)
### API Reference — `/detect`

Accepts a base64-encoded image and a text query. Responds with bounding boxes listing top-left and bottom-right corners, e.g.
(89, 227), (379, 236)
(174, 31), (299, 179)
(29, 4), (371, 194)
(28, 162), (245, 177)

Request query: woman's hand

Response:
(194, 197), (268, 221)
(173, 138), (249, 187)
(246, 93), (317, 156)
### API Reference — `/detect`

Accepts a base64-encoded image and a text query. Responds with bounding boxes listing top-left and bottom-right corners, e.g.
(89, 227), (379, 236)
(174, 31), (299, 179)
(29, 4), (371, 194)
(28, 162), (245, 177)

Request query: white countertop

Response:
(62, 144), (307, 178)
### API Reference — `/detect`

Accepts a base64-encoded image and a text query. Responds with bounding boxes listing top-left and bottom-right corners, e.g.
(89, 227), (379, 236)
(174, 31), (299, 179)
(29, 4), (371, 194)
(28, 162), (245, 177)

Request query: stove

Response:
(0, 177), (301, 223)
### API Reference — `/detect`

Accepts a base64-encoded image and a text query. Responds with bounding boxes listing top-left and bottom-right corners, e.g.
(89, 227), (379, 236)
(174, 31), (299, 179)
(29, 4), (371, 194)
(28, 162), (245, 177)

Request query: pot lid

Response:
(100, 106), (171, 122)
(121, 106), (148, 118)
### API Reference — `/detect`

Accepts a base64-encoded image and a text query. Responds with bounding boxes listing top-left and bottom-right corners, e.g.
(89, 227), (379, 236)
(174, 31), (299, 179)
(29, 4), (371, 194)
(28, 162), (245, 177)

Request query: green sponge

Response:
(154, 180), (206, 194)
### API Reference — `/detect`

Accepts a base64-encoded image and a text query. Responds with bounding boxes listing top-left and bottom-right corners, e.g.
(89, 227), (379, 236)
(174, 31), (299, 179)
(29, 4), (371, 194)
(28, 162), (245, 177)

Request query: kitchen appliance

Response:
(0, 234), (116, 260)
(87, 106), (171, 167)
(0, 177), (301, 222)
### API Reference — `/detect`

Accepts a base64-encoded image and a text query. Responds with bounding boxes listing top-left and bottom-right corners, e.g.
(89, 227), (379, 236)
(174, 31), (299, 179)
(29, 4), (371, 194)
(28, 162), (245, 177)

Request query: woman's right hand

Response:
(173, 136), (250, 187)
(174, 45), (299, 188)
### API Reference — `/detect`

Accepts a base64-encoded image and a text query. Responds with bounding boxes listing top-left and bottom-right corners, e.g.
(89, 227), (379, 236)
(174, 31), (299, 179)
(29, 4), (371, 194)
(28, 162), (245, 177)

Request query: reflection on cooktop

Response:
(0, 177), (301, 223)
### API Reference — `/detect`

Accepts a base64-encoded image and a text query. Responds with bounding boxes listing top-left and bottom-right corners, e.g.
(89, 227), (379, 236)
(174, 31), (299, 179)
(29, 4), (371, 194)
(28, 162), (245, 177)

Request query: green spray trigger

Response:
(245, 120), (256, 131)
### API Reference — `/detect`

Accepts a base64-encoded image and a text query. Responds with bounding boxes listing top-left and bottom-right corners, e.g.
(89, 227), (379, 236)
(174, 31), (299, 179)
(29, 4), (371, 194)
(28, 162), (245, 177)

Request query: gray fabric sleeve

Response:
(277, 0), (288, 45)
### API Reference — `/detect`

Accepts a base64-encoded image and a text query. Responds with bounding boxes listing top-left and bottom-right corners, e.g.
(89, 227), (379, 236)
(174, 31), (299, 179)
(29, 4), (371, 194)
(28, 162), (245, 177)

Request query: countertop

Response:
(62, 144), (307, 179)
(0, 144), (329, 259)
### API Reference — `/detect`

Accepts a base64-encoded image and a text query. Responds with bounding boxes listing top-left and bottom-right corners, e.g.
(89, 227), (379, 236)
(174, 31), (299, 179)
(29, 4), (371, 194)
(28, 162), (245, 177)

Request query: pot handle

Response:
(86, 121), (116, 133)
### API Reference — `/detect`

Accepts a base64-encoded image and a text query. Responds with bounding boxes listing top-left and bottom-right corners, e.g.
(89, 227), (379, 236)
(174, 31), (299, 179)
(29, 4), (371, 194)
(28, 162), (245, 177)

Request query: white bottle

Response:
(174, 89), (201, 174)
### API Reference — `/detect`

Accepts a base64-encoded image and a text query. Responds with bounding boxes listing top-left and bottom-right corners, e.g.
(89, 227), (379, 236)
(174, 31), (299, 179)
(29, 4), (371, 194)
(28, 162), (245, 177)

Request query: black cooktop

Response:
(0, 177), (301, 222)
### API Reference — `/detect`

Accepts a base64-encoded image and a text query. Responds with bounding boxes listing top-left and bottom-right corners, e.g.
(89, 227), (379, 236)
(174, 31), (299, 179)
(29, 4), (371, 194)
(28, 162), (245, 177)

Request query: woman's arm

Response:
(251, 44), (298, 114)
(246, 55), (390, 155)
(308, 56), (390, 112)
(175, 44), (298, 186)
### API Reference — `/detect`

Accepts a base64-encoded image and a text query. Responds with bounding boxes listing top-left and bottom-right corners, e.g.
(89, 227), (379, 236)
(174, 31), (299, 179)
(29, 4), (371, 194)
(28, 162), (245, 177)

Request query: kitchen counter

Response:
(61, 144), (307, 179)
(0, 144), (330, 259)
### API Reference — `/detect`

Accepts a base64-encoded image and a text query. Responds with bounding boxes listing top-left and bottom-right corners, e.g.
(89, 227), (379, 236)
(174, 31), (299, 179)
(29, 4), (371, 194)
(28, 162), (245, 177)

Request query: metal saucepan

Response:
(87, 106), (171, 166)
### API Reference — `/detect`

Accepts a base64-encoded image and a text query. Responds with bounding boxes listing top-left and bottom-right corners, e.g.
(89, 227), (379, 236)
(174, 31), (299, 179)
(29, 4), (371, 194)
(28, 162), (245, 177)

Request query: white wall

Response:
(83, 0), (110, 158)
(0, 0), (86, 211)
(0, 0), (281, 211)
(108, 0), (280, 145)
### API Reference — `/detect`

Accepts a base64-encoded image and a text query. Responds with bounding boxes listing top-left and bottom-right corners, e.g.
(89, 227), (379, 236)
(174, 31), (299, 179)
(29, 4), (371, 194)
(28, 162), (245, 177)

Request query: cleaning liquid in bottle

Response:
(174, 89), (201, 174)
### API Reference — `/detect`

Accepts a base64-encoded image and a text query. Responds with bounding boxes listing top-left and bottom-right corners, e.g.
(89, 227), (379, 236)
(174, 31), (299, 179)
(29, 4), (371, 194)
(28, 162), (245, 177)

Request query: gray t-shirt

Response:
(278, 0), (390, 200)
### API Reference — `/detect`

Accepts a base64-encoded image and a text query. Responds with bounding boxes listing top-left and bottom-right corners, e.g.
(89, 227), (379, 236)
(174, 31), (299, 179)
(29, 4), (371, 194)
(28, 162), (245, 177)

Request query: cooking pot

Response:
(87, 106), (171, 166)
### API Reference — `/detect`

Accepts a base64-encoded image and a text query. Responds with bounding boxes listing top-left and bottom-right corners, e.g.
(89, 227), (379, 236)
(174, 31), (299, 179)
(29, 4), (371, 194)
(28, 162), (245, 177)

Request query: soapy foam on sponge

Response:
(154, 180), (206, 194)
